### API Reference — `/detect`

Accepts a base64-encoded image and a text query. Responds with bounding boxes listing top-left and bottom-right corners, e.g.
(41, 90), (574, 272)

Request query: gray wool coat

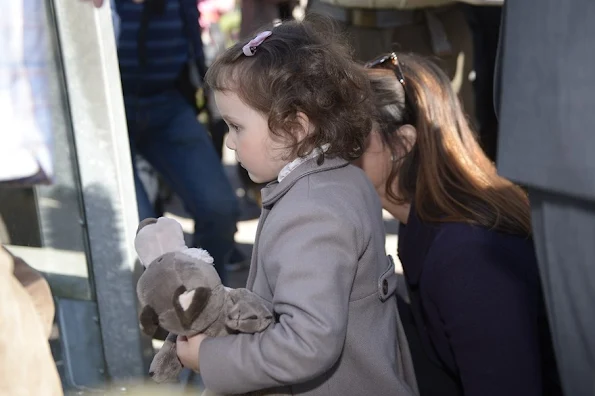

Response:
(199, 157), (417, 396)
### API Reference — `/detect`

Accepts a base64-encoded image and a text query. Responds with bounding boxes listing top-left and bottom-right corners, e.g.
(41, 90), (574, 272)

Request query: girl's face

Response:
(215, 90), (289, 184)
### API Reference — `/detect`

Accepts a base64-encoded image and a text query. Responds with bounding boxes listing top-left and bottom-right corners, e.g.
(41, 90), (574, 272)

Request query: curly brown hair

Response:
(205, 15), (374, 162)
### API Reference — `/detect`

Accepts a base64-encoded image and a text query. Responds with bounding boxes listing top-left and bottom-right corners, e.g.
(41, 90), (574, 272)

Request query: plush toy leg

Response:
(225, 288), (274, 333)
(149, 332), (183, 383)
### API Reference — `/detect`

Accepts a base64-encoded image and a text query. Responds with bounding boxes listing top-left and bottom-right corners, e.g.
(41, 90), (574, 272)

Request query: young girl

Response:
(176, 19), (417, 396)
(356, 52), (562, 396)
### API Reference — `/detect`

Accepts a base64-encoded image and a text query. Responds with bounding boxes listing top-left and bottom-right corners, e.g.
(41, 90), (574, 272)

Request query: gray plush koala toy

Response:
(135, 217), (274, 384)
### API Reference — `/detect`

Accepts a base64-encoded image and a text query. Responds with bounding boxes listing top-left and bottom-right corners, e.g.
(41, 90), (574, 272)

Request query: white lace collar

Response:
(277, 144), (330, 183)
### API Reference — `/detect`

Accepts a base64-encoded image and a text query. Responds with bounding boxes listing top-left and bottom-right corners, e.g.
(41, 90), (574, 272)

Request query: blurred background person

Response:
(307, 0), (476, 137)
(495, 0), (595, 394)
(0, 0), (87, 392)
(307, 0), (505, 163)
(114, 0), (241, 283)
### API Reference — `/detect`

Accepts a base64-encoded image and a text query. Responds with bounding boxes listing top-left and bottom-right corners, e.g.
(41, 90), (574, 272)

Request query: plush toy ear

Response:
(139, 304), (159, 336)
(173, 285), (211, 329)
(134, 217), (187, 268)
(136, 218), (158, 234)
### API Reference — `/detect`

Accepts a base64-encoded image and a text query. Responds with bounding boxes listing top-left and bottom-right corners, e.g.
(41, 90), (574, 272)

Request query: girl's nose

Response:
(225, 134), (236, 151)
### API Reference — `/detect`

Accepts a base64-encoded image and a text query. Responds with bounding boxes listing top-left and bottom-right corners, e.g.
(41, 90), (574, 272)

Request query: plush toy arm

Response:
(225, 288), (274, 333)
(148, 332), (184, 383)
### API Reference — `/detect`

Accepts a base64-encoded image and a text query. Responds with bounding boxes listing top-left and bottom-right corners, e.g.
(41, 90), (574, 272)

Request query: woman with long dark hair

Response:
(356, 52), (561, 396)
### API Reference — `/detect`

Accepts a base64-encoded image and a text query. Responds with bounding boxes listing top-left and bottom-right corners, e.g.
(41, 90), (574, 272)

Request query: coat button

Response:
(382, 279), (389, 295)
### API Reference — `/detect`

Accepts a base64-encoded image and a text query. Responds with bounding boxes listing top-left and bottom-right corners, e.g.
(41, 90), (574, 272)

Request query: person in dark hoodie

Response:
(115, 0), (239, 283)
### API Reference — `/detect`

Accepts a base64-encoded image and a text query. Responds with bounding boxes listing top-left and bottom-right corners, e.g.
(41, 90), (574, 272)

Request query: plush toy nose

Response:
(149, 371), (155, 377)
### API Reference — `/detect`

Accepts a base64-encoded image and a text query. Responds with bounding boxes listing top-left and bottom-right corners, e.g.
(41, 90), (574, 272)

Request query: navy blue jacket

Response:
(398, 207), (561, 396)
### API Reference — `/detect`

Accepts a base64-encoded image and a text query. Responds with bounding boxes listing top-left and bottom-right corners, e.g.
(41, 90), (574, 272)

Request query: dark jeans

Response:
(125, 90), (239, 284)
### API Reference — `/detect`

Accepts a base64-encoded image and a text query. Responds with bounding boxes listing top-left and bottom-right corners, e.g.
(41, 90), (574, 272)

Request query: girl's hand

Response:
(176, 333), (208, 372)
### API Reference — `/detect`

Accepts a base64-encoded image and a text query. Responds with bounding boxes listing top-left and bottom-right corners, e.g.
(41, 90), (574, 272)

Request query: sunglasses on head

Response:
(365, 52), (406, 87)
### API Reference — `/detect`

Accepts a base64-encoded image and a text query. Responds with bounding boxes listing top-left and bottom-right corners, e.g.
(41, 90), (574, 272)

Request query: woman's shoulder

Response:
(433, 221), (534, 257)
(424, 221), (539, 285)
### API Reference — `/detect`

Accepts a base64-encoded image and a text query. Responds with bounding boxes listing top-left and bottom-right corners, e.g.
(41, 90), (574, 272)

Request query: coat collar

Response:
(261, 156), (349, 207)
(398, 203), (441, 285)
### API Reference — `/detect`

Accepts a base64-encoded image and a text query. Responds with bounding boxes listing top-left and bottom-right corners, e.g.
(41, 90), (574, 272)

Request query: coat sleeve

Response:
(198, 201), (362, 394)
(426, 243), (544, 396)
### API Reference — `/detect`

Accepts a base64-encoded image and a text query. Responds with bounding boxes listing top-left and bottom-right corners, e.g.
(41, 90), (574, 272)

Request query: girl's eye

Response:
(228, 123), (240, 132)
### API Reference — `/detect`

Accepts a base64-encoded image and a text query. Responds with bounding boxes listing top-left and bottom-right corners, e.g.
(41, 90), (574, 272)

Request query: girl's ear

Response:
(295, 112), (314, 142)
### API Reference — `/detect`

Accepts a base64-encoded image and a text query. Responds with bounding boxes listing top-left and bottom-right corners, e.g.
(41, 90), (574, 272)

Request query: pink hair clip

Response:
(242, 31), (272, 57)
